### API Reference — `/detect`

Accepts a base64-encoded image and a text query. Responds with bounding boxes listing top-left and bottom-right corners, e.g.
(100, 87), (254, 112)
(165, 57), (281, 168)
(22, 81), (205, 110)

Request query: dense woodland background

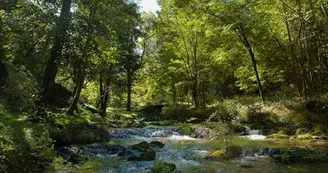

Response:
(1, 0), (328, 172)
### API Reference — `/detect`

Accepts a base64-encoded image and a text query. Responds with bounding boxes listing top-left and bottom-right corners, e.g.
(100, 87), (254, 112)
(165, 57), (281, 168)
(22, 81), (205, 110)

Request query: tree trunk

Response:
(0, 18), (4, 62)
(126, 72), (132, 112)
(0, 61), (6, 96)
(192, 38), (200, 108)
(282, 1), (303, 97)
(238, 28), (264, 102)
(98, 77), (110, 117)
(172, 82), (177, 104)
(67, 74), (84, 115)
(40, 0), (72, 105)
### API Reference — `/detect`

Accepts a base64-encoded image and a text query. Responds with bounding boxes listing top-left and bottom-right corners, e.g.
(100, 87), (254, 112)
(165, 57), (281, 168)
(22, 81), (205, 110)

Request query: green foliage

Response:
(163, 107), (191, 122)
(50, 125), (105, 146)
(1, 62), (39, 111)
(177, 124), (194, 135)
(0, 122), (15, 172)
(75, 160), (103, 173)
(207, 150), (228, 160)
(0, 105), (55, 172)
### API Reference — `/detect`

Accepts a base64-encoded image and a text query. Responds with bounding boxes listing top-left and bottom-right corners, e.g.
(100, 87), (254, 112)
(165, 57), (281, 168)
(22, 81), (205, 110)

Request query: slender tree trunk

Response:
(40, 0), (72, 105)
(192, 38), (199, 108)
(67, 74), (84, 115)
(0, 61), (6, 96)
(66, 1), (98, 115)
(98, 77), (104, 113)
(238, 28), (264, 102)
(172, 82), (177, 104)
(282, 1), (303, 97)
(0, 18), (4, 62)
(126, 72), (132, 111)
(98, 77), (110, 117)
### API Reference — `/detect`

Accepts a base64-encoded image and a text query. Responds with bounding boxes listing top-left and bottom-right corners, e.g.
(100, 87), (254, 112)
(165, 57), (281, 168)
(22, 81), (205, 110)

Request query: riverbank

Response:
(1, 98), (328, 172)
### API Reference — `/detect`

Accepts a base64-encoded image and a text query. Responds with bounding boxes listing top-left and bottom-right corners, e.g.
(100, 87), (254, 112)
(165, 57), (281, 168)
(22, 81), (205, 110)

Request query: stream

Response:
(59, 126), (328, 173)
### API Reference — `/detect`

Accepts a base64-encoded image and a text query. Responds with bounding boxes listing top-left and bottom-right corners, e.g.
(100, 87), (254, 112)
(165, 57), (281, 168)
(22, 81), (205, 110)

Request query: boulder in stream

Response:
(132, 141), (151, 151)
(128, 149), (156, 161)
(193, 126), (210, 138)
(206, 146), (242, 161)
(150, 141), (165, 148)
(268, 148), (328, 164)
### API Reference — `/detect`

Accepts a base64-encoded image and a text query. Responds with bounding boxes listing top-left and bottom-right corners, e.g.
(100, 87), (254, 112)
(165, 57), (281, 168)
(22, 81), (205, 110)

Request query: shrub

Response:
(163, 107), (191, 122)
(177, 124), (194, 135)
(50, 125), (106, 146)
(0, 123), (15, 172)
(1, 62), (39, 112)
(152, 159), (176, 173)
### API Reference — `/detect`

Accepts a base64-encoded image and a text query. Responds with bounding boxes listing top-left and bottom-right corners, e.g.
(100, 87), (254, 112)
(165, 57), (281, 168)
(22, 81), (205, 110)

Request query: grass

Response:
(0, 103), (55, 172)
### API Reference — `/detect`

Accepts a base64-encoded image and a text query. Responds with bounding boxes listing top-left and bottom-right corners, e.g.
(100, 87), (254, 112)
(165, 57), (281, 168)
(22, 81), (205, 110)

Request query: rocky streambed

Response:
(56, 126), (328, 173)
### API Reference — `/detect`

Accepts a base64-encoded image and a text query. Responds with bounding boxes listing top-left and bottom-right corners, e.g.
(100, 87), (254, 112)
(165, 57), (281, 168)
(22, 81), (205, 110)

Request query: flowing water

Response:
(64, 126), (328, 173)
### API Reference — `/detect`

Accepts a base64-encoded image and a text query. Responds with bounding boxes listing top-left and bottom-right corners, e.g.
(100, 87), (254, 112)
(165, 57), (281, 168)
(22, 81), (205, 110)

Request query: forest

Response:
(1, 0), (328, 172)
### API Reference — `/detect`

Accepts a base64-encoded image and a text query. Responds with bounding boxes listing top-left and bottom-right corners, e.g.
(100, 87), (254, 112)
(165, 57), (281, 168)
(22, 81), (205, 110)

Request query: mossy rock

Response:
(206, 146), (242, 161)
(270, 148), (328, 164)
(206, 150), (229, 160)
(150, 141), (165, 148)
(152, 160), (176, 173)
(267, 133), (290, 139)
(131, 141), (151, 151)
(68, 153), (88, 164)
(77, 160), (103, 173)
(289, 134), (312, 140)
(295, 128), (309, 135)
(128, 149), (156, 161)
(225, 146), (242, 158)
(178, 124), (194, 135)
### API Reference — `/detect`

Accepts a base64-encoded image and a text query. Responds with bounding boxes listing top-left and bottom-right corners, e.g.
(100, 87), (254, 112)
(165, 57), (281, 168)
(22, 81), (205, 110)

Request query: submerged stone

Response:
(107, 145), (127, 156)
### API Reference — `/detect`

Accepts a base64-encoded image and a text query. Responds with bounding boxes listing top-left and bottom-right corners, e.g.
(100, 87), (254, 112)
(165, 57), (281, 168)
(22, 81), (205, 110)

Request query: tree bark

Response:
(192, 38), (200, 108)
(98, 77), (110, 117)
(282, 1), (303, 97)
(237, 27), (264, 102)
(126, 72), (132, 111)
(41, 0), (72, 105)
(67, 74), (84, 115)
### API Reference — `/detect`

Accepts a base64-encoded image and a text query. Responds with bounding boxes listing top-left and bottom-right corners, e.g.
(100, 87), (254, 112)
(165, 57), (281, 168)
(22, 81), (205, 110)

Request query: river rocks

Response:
(193, 127), (210, 138)
(107, 145), (127, 156)
(268, 148), (328, 164)
(128, 149), (156, 161)
(128, 141), (160, 161)
(150, 141), (165, 148)
(206, 150), (229, 160)
(132, 141), (151, 151)
(295, 128), (309, 135)
(225, 146), (242, 158)
(206, 146), (242, 161)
